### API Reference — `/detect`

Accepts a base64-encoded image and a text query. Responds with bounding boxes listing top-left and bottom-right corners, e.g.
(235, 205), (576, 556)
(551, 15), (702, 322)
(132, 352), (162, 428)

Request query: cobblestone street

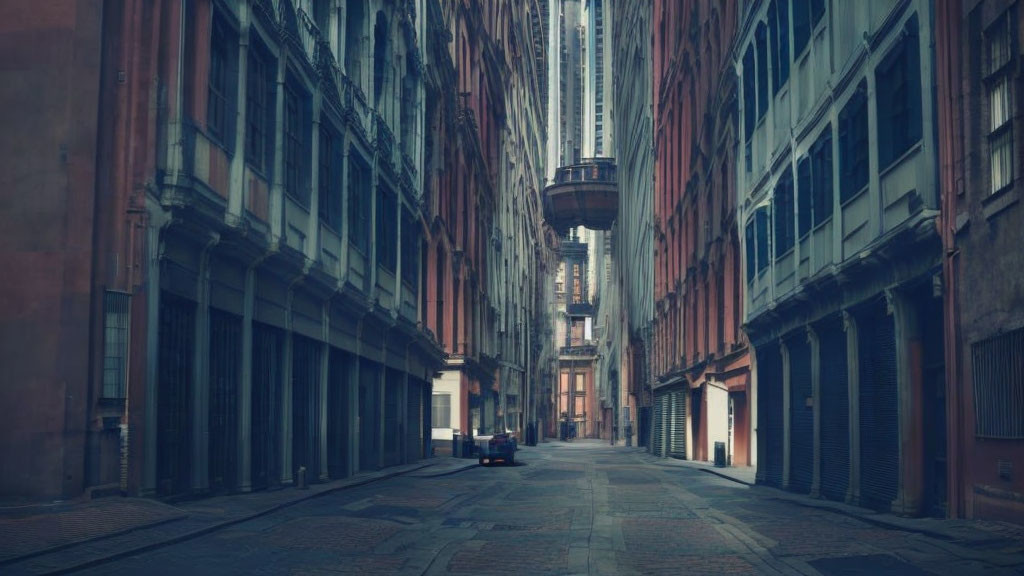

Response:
(42, 442), (1024, 575)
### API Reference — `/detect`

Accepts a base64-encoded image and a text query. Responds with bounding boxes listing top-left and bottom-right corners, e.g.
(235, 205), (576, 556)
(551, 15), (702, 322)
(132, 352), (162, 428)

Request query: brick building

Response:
(650, 0), (751, 467)
(935, 0), (1024, 523)
(0, 0), (550, 504)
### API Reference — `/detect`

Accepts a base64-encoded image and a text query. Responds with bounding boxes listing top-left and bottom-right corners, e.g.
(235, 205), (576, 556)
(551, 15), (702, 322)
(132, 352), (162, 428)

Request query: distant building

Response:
(935, 0), (1024, 524)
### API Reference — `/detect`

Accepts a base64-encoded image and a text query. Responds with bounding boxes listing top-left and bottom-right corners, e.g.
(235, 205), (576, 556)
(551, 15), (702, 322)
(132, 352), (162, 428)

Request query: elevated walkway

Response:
(543, 157), (618, 232)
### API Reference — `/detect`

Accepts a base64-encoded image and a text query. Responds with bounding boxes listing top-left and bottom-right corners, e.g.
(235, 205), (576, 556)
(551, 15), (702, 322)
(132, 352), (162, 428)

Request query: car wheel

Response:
(478, 457), (485, 466)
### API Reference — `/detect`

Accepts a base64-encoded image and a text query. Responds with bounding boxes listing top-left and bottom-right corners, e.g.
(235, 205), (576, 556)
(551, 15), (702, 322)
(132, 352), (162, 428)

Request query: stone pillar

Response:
(269, 50), (288, 240)
(308, 93), (322, 262)
(889, 288), (924, 516)
(843, 311), (861, 505)
(808, 326), (822, 498)
(781, 339), (791, 490)
(280, 289), (295, 485)
(237, 265), (256, 492)
(192, 235), (219, 494)
(319, 302), (330, 482)
(142, 215), (165, 497)
(228, 15), (250, 221)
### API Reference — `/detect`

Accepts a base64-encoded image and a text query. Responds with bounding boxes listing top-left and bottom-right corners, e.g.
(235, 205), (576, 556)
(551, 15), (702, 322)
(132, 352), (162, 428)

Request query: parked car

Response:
(475, 432), (517, 466)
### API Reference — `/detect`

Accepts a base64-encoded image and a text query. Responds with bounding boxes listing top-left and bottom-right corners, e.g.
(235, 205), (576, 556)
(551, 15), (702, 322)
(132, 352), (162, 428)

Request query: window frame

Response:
(318, 122), (342, 231)
(207, 15), (234, 150)
(283, 79), (310, 206)
(875, 16), (923, 172)
(101, 291), (131, 400)
(348, 153), (370, 251)
(431, 394), (452, 429)
(985, 8), (1017, 195)
(246, 42), (274, 175)
(839, 81), (870, 205)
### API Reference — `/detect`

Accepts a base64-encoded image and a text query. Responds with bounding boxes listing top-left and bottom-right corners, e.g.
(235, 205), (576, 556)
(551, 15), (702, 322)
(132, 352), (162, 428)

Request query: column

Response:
(237, 265), (256, 492)
(192, 235), (220, 493)
(308, 93), (322, 262)
(142, 217), (164, 496)
(319, 302), (330, 482)
(781, 339), (791, 490)
(349, 321), (363, 476)
(269, 50), (288, 239)
(843, 311), (861, 504)
(808, 326), (822, 498)
(228, 17), (250, 221)
(280, 289), (295, 485)
(889, 288), (924, 515)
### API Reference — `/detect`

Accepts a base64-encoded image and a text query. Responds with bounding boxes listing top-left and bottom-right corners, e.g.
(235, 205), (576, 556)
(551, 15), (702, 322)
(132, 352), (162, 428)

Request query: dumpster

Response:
(714, 441), (726, 467)
(452, 432), (461, 458)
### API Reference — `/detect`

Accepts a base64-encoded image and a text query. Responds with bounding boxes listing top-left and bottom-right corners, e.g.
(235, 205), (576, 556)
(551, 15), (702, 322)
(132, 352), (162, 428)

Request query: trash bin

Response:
(452, 432), (461, 458)
(714, 441), (726, 467)
(463, 436), (476, 458)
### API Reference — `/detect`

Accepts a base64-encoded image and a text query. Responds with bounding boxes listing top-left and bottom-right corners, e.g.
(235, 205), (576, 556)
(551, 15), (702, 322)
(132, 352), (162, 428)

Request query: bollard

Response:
(296, 466), (307, 489)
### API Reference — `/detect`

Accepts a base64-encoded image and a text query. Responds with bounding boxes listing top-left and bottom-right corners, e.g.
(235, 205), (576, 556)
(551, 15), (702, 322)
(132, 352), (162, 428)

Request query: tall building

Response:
(610, 0), (655, 448)
(425, 0), (551, 447)
(544, 0), (616, 440)
(737, 0), (945, 515)
(935, 0), (1024, 524)
(650, 0), (750, 466)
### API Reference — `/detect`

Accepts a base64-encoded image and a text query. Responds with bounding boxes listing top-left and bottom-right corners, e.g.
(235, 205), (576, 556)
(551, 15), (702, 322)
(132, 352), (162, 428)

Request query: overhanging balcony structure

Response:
(543, 157), (618, 232)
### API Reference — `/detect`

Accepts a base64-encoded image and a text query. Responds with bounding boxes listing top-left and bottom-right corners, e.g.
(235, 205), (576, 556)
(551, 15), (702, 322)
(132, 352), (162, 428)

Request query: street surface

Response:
(75, 441), (1024, 575)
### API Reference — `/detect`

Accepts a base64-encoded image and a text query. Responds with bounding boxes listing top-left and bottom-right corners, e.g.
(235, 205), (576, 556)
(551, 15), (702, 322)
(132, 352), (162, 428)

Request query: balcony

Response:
(543, 157), (618, 232)
(560, 344), (598, 357)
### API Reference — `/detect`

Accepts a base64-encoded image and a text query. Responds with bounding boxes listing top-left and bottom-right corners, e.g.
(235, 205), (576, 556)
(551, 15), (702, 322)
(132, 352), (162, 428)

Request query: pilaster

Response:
(843, 310), (861, 505)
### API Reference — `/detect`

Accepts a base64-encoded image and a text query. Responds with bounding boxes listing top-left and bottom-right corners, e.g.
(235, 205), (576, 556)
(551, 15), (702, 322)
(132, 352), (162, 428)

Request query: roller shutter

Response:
(157, 294), (195, 497)
(668, 389), (688, 459)
(251, 323), (283, 490)
(858, 302), (899, 511)
(292, 335), (323, 482)
(209, 310), (241, 492)
(788, 336), (813, 494)
(819, 317), (849, 502)
(407, 380), (423, 462)
(757, 342), (784, 487)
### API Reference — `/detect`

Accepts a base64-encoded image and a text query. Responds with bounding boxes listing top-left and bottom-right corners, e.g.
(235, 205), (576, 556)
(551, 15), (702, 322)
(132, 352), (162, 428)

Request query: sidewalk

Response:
(636, 450), (1024, 568)
(0, 456), (478, 576)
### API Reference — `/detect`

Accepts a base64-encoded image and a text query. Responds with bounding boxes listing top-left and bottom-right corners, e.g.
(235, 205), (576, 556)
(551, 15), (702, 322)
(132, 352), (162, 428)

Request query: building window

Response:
(839, 81), (869, 203)
(792, 0), (824, 57)
(376, 185), (397, 271)
(745, 220), (756, 284)
(401, 208), (419, 287)
(876, 15), (922, 171)
(774, 168), (795, 258)
(811, 128), (833, 226)
(207, 16), (235, 148)
(769, 0), (790, 94)
(743, 46), (756, 142)
(373, 11), (389, 105)
(246, 44), (274, 174)
(756, 23), (769, 120)
(575, 374), (585, 393)
(319, 123), (342, 230)
(797, 157), (812, 239)
(348, 155), (370, 251)
(972, 325), (1024, 439)
(572, 264), (582, 304)
(987, 9), (1016, 194)
(102, 291), (131, 399)
(431, 394), (451, 428)
(755, 206), (770, 274)
(284, 81), (310, 206)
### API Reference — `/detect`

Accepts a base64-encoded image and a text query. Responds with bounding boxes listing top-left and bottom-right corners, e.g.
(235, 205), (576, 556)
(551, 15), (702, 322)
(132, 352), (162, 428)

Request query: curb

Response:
(38, 461), (437, 576)
(409, 463), (480, 478)
(698, 467), (755, 487)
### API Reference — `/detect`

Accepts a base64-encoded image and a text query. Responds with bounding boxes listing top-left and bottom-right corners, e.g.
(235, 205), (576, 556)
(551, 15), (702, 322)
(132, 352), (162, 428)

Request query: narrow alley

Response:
(2, 442), (1019, 576)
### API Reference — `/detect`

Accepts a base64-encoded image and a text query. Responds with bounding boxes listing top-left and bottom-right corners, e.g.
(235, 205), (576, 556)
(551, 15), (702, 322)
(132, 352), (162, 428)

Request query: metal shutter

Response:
(384, 369), (402, 467)
(668, 389), (688, 459)
(157, 294), (195, 497)
(819, 317), (849, 502)
(758, 342), (784, 487)
(292, 335), (323, 482)
(652, 391), (666, 457)
(788, 336), (813, 494)
(209, 310), (241, 492)
(251, 323), (283, 490)
(859, 303), (899, 511)
(407, 380), (423, 462)
(327, 348), (349, 479)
